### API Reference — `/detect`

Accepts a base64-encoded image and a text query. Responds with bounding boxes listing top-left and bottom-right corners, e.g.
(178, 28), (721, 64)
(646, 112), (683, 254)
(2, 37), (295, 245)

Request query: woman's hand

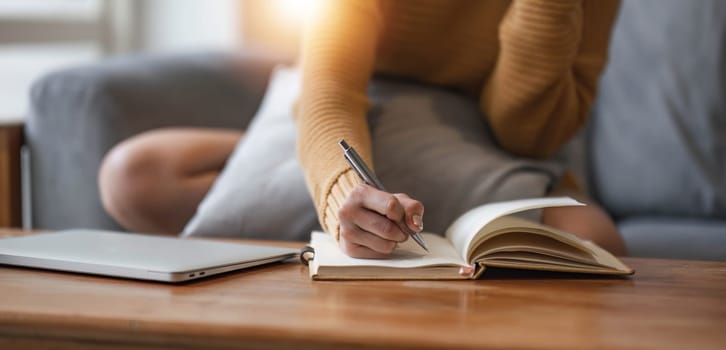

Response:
(337, 184), (424, 258)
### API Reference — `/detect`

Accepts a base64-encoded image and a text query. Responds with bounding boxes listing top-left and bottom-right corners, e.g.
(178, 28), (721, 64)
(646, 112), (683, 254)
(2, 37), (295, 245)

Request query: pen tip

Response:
(339, 139), (350, 150)
(411, 233), (429, 252)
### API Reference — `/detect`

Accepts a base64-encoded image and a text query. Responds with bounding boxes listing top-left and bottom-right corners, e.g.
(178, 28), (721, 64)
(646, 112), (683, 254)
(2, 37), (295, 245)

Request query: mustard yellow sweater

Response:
(294, 0), (620, 238)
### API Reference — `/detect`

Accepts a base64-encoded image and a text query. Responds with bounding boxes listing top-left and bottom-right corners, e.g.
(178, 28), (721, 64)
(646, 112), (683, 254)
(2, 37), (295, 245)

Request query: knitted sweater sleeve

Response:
(481, 0), (620, 158)
(295, 0), (383, 238)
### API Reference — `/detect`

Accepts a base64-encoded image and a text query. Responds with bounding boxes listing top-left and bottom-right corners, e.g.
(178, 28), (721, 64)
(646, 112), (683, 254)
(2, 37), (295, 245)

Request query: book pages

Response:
(445, 197), (584, 259)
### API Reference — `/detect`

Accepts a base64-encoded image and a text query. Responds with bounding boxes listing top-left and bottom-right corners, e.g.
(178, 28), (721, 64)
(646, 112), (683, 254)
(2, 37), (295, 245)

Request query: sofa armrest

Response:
(26, 51), (283, 230)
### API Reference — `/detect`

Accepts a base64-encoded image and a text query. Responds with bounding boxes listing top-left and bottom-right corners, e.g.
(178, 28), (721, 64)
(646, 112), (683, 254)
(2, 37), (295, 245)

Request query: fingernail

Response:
(458, 266), (474, 276)
(413, 215), (423, 232)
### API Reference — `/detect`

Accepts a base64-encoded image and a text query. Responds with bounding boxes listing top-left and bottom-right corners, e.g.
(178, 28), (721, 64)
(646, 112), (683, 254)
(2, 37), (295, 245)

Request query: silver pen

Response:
(339, 139), (429, 252)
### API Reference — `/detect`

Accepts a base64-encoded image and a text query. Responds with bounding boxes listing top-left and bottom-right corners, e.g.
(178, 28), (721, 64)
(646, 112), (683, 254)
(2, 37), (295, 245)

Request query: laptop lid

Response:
(0, 230), (300, 282)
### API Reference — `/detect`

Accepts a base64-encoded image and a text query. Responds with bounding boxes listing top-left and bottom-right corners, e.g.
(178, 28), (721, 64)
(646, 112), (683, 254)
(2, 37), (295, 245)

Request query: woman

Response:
(100, 0), (626, 258)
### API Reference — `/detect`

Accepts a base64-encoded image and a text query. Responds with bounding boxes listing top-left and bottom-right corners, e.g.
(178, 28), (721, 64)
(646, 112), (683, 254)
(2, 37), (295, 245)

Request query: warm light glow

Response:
(275, 0), (320, 24)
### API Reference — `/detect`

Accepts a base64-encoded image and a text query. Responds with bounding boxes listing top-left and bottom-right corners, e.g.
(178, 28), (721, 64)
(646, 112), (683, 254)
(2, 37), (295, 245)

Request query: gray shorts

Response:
(184, 68), (564, 240)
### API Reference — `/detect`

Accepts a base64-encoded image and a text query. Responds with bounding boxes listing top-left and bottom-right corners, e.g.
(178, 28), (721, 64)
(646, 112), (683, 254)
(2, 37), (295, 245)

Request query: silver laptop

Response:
(0, 230), (300, 282)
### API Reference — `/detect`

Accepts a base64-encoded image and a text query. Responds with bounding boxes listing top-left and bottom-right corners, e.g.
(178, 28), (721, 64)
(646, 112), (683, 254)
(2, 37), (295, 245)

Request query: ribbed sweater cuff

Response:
(322, 169), (361, 241)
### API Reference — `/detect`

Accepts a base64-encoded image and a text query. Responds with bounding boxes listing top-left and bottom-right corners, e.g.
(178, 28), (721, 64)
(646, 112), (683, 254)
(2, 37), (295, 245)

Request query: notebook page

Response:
(310, 232), (467, 269)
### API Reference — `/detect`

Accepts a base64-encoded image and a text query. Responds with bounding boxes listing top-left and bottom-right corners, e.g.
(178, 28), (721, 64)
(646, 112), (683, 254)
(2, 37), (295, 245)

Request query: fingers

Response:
(393, 193), (424, 233)
(337, 184), (426, 258)
(339, 186), (407, 244)
(339, 224), (397, 258)
(350, 184), (406, 223)
(349, 207), (408, 243)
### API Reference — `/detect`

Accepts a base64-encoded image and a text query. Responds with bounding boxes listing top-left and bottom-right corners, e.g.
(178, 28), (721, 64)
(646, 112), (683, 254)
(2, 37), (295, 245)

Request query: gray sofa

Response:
(26, 0), (725, 260)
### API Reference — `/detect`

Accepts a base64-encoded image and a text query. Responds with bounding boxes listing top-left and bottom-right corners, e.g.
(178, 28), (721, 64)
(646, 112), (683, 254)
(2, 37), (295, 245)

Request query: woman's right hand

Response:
(337, 184), (425, 258)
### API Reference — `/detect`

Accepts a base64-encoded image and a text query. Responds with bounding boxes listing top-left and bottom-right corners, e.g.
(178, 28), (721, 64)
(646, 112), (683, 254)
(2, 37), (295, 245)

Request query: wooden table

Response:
(0, 229), (724, 350)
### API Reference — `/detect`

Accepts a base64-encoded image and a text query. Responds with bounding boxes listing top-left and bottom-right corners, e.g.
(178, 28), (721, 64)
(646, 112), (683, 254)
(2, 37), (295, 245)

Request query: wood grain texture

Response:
(0, 228), (724, 350)
(0, 126), (23, 227)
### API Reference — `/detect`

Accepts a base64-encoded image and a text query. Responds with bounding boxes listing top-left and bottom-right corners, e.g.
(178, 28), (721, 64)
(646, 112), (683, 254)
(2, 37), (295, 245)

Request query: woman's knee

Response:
(99, 131), (174, 228)
(99, 128), (242, 232)
(542, 195), (627, 256)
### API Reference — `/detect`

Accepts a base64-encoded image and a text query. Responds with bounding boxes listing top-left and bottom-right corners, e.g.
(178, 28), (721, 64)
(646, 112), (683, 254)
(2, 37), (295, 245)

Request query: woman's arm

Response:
(480, 0), (620, 158)
(296, 1), (424, 257)
(296, 0), (381, 234)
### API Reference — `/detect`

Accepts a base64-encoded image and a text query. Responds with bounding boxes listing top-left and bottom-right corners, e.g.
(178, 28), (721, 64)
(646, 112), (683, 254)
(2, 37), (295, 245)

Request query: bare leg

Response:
(99, 128), (242, 234)
(542, 190), (627, 256)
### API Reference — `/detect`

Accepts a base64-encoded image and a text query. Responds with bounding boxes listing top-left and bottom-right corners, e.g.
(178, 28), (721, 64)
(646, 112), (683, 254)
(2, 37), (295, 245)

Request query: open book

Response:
(308, 197), (633, 280)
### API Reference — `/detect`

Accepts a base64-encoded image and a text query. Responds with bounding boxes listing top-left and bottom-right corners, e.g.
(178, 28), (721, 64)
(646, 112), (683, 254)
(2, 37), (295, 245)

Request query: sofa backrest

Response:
(589, 0), (726, 220)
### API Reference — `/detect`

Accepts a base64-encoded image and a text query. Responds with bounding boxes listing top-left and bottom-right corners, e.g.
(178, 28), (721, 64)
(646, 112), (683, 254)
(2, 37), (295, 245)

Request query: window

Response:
(0, 0), (136, 118)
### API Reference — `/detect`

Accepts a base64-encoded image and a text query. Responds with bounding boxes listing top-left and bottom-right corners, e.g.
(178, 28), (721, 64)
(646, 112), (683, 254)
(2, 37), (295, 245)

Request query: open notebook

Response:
(308, 197), (633, 280)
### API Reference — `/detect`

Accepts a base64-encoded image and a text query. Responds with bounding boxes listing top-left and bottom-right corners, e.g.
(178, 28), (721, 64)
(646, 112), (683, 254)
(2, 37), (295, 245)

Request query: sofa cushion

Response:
(588, 0), (726, 219)
(182, 67), (321, 241)
(619, 218), (726, 261)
